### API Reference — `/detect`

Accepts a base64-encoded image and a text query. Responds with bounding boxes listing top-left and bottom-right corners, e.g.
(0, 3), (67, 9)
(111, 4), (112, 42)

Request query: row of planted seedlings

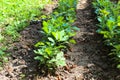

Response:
(93, 0), (120, 68)
(34, 0), (79, 73)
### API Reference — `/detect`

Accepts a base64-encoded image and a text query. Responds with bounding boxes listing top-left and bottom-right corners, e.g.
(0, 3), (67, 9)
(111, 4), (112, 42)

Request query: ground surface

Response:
(0, 0), (120, 80)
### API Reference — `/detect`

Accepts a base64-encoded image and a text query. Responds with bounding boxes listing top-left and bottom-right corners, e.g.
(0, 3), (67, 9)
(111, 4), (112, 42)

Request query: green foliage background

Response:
(0, 0), (51, 41)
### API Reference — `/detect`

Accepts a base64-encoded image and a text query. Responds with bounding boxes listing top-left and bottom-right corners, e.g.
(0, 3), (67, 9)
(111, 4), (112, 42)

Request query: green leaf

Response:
(34, 56), (45, 62)
(48, 37), (55, 43)
(0, 50), (5, 55)
(52, 32), (58, 40)
(113, 45), (120, 50)
(100, 9), (109, 16)
(42, 21), (49, 33)
(97, 17), (102, 22)
(106, 19), (115, 31)
(117, 16), (120, 22)
(34, 49), (42, 55)
(72, 26), (80, 31)
(45, 48), (52, 55)
(59, 30), (67, 41)
(56, 51), (66, 66)
(35, 42), (45, 47)
(99, 31), (112, 38)
(41, 15), (47, 19)
(117, 64), (120, 68)
(117, 23), (120, 26)
(69, 39), (76, 44)
(68, 32), (76, 37)
(3, 57), (8, 62)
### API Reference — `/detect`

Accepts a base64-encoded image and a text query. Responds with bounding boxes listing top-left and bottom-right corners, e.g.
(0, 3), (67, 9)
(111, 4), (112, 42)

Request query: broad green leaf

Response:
(62, 35), (69, 41)
(72, 26), (80, 31)
(99, 31), (111, 38)
(59, 30), (69, 41)
(34, 56), (44, 62)
(41, 15), (47, 19)
(106, 19), (115, 31)
(52, 32), (58, 40)
(48, 37), (55, 43)
(113, 45), (120, 50)
(56, 51), (66, 66)
(117, 23), (120, 26)
(0, 50), (5, 55)
(69, 39), (76, 44)
(3, 57), (8, 62)
(68, 32), (76, 37)
(34, 49), (42, 55)
(97, 17), (102, 22)
(35, 42), (45, 47)
(117, 16), (120, 22)
(45, 48), (52, 55)
(100, 9), (109, 16)
(42, 21), (49, 33)
(117, 64), (120, 68)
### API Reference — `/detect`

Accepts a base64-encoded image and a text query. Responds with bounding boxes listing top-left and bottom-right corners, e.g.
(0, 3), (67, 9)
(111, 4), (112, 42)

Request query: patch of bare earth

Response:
(0, 0), (120, 80)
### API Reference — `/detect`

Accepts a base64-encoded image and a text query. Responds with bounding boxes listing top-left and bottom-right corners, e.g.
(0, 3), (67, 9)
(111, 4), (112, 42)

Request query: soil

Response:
(0, 0), (120, 80)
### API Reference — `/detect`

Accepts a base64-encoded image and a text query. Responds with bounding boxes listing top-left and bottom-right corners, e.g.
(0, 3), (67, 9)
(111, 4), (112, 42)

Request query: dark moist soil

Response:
(0, 0), (120, 80)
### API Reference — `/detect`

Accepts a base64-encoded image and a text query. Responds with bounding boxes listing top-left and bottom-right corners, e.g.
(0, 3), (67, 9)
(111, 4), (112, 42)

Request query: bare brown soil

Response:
(0, 0), (120, 80)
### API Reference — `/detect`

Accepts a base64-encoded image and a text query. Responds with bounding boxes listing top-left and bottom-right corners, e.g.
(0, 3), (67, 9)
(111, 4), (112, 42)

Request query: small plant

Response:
(34, 16), (79, 70)
(34, 0), (79, 71)
(34, 41), (66, 70)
